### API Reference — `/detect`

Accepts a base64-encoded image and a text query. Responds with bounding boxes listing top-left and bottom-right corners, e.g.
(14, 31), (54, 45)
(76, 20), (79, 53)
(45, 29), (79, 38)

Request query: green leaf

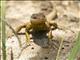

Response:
(1, 1), (6, 60)
(68, 32), (80, 60)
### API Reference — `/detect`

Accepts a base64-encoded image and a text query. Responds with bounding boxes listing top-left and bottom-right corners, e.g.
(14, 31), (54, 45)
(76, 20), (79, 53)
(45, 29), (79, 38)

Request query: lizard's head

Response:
(30, 13), (46, 24)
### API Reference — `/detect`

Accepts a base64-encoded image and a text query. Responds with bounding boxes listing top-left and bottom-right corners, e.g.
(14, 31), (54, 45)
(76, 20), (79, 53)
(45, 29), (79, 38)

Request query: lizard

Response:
(16, 12), (58, 46)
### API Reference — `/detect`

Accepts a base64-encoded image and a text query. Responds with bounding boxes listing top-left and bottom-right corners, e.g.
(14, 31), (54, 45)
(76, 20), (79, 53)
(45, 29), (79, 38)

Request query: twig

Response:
(56, 37), (64, 60)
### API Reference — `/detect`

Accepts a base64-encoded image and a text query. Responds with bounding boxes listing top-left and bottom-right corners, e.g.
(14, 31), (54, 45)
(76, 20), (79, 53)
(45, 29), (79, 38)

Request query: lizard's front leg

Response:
(49, 22), (58, 30)
(16, 24), (26, 33)
(25, 23), (32, 46)
(25, 29), (30, 46)
(47, 22), (57, 40)
(47, 30), (53, 41)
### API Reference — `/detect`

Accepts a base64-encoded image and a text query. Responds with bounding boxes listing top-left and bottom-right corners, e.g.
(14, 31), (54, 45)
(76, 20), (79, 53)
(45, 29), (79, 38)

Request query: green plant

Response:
(1, 1), (6, 60)
(68, 32), (80, 60)
(1, 1), (22, 60)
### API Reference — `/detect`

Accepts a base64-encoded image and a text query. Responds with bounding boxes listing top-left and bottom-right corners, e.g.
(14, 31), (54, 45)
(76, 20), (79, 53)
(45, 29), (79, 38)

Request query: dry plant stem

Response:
(1, 19), (22, 48)
(11, 48), (13, 60)
(56, 37), (64, 60)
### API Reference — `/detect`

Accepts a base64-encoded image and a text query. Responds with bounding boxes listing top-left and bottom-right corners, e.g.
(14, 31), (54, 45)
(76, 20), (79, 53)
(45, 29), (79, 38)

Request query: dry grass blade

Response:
(56, 37), (64, 60)
(0, 17), (22, 47)
(4, 20), (22, 47)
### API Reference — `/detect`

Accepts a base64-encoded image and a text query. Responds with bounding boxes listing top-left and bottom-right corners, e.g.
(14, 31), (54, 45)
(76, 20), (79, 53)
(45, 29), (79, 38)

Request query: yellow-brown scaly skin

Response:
(16, 13), (58, 45)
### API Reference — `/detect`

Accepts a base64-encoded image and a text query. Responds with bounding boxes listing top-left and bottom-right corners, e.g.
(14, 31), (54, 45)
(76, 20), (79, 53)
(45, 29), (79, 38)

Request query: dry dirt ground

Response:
(1, 1), (80, 60)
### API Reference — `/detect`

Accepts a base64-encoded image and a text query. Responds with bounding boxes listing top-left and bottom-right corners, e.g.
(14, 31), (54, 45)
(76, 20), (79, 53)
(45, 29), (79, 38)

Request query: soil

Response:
(1, 1), (80, 60)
